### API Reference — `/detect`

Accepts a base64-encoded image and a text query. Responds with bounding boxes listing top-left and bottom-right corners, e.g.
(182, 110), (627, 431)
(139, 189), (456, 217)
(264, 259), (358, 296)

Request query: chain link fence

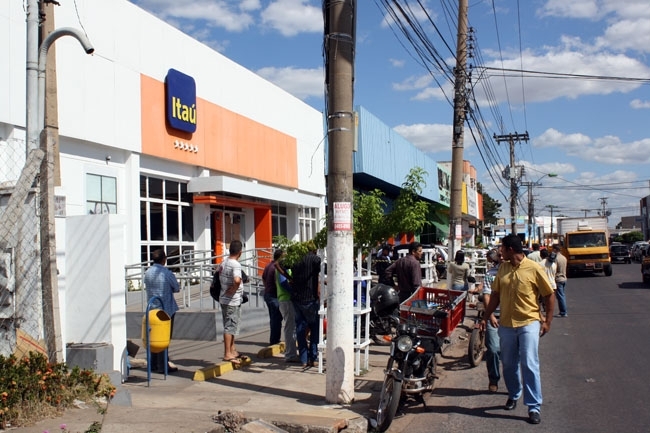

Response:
(0, 137), (48, 360)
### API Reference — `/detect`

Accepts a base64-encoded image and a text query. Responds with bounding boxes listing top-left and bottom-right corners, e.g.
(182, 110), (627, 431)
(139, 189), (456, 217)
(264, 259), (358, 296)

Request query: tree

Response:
(477, 182), (502, 225)
(616, 231), (643, 244)
(387, 167), (430, 237)
(352, 189), (389, 253)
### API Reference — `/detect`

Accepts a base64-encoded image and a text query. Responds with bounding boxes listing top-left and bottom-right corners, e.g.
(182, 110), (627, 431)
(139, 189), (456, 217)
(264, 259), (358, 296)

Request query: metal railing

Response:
(125, 248), (273, 312)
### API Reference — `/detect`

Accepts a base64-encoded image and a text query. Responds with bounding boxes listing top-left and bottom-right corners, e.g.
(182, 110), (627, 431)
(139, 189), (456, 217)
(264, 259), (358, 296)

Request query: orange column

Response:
(255, 208), (273, 277)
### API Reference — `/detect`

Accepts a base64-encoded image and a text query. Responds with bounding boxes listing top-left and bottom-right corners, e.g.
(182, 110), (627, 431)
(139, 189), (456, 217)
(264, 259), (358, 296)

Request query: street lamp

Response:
(546, 204), (560, 245)
(522, 173), (557, 247)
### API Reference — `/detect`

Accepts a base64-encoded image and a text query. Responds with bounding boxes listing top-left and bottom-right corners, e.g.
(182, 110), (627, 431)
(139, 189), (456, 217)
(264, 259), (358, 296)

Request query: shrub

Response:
(0, 352), (115, 428)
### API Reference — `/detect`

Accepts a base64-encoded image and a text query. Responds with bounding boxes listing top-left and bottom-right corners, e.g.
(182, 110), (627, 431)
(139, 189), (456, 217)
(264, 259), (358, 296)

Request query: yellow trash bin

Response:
(141, 309), (171, 353)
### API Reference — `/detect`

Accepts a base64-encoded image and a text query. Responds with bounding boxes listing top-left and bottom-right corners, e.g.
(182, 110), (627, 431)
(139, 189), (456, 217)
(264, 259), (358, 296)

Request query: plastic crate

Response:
(399, 286), (467, 337)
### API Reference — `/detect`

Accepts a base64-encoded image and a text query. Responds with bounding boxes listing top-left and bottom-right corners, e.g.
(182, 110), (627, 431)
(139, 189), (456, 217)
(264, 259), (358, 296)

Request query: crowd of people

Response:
(143, 235), (569, 426)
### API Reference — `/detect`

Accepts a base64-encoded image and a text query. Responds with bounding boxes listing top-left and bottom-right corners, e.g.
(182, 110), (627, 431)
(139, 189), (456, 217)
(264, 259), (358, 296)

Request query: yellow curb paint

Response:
(192, 356), (252, 381)
(257, 343), (285, 358)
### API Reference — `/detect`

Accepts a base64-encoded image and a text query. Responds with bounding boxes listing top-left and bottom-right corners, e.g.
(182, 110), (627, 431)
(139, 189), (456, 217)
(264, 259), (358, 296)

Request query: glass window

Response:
(86, 174), (117, 214)
(298, 207), (318, 242)
(140, 175), (194, 264)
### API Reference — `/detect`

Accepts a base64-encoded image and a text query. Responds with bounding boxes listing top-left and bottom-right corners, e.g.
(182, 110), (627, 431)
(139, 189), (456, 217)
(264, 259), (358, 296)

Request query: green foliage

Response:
(616, 231), (643, 243)
(0, 352), (115, 428)
(477, 182), (502, 225)
(273, 236), (311, 269)
(387, 167), (430, 236)
(353, 189), (389, 252)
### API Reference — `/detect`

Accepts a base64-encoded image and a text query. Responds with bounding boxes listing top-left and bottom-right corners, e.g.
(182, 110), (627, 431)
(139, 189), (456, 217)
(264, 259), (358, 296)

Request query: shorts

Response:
(220, 304), (242, 336)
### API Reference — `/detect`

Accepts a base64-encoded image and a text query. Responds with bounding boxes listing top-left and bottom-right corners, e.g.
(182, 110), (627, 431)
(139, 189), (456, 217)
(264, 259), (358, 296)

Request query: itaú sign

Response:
(165, 68), (197, 133)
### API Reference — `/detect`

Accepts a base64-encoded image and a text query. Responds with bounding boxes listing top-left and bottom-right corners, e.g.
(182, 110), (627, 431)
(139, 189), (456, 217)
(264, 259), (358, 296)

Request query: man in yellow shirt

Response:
(481, 234), (555, 425)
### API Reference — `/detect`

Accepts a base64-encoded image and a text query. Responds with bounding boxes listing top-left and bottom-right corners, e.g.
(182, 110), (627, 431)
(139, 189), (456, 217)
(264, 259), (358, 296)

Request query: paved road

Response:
(381, 262), (650, 432)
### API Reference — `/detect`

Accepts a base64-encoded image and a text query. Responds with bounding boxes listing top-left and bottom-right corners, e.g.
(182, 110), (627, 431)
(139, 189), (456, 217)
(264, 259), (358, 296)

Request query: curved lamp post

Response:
(38, 27), (95, 131)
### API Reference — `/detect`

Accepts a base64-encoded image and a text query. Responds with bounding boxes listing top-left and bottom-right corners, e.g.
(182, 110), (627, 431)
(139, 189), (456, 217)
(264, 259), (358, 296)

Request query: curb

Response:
(193, 355), (252, 381)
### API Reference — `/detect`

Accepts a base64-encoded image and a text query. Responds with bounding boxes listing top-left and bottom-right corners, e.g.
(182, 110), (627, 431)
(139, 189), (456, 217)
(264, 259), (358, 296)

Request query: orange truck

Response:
(556, 217), (612, 277)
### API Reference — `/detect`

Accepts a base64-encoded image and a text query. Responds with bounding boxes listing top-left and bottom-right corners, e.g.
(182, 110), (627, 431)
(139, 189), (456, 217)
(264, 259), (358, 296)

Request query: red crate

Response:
(399, 286), (467, 337)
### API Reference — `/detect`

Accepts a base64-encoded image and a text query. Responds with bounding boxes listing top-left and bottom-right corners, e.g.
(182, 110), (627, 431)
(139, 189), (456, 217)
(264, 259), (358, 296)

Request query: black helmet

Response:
(371, 283), (400, 316)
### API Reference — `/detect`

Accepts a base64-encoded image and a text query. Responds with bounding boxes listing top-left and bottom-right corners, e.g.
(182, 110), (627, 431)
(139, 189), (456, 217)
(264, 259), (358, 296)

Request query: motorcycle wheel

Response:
(376, 374), (403, 432)
(468, 327), (485, 367)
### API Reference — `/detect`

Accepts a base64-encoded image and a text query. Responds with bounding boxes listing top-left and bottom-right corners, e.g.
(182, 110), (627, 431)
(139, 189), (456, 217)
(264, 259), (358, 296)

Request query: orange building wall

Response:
(140, 74), (299, 189)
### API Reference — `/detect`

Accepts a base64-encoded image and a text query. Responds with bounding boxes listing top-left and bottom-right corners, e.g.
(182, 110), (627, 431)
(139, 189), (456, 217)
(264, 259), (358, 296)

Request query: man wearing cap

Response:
(481, 234), (555, 425)
(552, 244), (568, 317)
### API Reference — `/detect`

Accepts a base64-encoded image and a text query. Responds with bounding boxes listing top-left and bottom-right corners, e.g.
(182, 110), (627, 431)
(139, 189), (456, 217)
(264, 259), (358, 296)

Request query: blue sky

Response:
(130, 0), (650, 227)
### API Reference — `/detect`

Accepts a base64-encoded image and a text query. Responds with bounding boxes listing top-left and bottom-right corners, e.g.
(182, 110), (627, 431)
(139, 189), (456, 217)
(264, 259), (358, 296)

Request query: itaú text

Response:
(171, 97), (196, 125)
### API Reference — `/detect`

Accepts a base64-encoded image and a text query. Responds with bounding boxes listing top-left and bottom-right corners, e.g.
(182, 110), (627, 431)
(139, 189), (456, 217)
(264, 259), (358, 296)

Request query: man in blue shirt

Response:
(144, 249), (180, 373)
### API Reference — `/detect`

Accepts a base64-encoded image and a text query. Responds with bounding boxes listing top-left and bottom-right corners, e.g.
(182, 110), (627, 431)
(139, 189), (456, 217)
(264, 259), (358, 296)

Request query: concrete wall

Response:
(65, 214), (127, 371)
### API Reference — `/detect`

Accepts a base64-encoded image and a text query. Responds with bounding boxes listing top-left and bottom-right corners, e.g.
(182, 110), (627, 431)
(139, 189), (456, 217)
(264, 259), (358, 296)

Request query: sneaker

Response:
(504, 398), (517, 410)
(528, 411), (541, 424)
(488, 383), (498, 393)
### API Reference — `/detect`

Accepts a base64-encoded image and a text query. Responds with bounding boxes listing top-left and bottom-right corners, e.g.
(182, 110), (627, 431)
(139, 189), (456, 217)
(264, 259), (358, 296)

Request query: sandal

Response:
(223, 357), (241, 365)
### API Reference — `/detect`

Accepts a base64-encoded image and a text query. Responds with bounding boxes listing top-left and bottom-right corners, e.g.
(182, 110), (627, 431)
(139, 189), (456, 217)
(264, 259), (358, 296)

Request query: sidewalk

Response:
(15, 283), (472, 433)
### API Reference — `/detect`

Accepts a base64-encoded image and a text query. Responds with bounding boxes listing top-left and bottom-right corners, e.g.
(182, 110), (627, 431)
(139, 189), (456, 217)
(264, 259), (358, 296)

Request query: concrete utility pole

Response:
(448, 0), (468, 259)
(546, 204), (559, 244)
(521, 181), (538, 248)
(494, 132), (528, 236)
(324, 0), (355, 405)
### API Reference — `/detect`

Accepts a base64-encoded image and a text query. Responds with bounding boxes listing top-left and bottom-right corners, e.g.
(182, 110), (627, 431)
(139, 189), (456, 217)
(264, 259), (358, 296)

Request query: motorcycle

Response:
(374, 317), (445, 432)
(368, 284), (401, 346)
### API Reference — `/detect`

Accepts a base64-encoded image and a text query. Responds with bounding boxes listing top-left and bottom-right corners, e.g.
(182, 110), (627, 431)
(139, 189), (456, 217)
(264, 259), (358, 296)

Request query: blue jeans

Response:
(555, 281), (567, 315)
(293, 300), (320, 364)
(264, 294), (283, 345)
(485, 321), (501, 385)
(499, 321), (543, 413)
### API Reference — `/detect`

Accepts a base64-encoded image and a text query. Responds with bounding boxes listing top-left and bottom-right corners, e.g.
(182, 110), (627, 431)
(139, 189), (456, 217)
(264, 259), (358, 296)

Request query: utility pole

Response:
(324, 0), (355, 405)
(448, 0), (468, 260)
(521, 181), (539, 248)
(494, 132), (529, 236)
(546, 205), (559, 244)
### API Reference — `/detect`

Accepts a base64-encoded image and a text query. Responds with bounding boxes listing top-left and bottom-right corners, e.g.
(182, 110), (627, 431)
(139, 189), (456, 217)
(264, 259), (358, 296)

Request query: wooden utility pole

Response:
(40, 0), (64, 362)
(324, 0), (355, 405)
(448, 0), (468, 259)
(494, 132), (528, 236)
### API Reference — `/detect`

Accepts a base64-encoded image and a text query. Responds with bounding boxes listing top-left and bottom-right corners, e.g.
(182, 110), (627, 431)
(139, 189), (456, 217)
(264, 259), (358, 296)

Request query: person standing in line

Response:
(143, 248), (180, 373)
(262, 249), (283, 346)
(375, 245), (393, 286)
(527, 243), (543, 263)
(291, 242), (322, 368)
(384, 242), (423, 303)
(219, 240), (245, 364)
(481, 234), (555, 425)
(480, 249), (502, 393)
(276, 256), (299, 363)
(552, 244), (568, 317)
(448, 250), (471, 291)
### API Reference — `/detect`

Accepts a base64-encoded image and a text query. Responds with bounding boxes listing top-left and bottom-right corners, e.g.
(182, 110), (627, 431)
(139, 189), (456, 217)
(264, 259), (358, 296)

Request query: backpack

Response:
(209, 271), (221, 301)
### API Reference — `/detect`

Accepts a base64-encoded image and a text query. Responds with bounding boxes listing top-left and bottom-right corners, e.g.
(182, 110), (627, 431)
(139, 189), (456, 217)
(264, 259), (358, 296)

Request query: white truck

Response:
(556, 216), (612, 277)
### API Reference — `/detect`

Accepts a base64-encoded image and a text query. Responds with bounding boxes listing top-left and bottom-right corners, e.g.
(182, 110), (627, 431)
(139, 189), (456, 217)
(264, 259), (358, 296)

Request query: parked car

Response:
(610, 243), (632, 264)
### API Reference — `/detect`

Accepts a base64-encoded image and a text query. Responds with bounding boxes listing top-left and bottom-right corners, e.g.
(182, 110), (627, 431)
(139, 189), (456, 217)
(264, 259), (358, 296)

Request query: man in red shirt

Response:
(384, 242), (423, 303)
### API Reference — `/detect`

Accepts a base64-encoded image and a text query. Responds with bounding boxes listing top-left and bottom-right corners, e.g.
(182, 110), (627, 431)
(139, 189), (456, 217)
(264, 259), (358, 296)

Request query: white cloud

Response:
(538, 0), (601, 19)
(389, 58), (405, 68)
(261, 0), (322, 37)
(133, 0), (260, 32)
(392, 123), (452, 153)
(630, 99), (650, 109)
(533, 128), (650, 164)
(255, 66), (324, 100)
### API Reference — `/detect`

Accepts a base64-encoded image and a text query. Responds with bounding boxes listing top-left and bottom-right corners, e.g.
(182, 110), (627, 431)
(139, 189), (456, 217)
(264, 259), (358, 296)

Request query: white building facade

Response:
(1, 0), (325, 367)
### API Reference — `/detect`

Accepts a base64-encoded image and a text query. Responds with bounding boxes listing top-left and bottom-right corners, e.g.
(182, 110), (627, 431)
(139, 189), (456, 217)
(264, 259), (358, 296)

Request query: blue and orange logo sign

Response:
(165, 69), (197, 133)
